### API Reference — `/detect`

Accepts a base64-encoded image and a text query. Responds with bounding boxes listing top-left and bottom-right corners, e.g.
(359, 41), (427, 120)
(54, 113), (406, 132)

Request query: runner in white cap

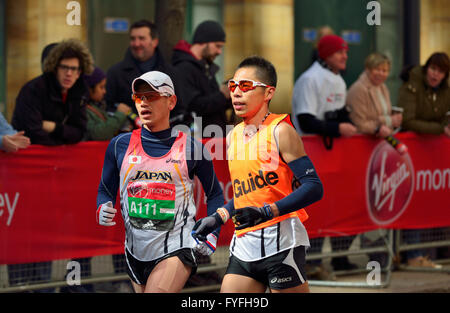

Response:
(96, 71), (224, 293)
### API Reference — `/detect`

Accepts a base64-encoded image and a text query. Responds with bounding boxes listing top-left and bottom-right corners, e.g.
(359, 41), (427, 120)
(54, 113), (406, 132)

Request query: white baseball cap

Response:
(131, 71), (175, 96)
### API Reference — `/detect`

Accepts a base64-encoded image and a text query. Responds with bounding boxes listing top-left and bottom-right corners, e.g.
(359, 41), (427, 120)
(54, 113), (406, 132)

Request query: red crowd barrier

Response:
(1, 133), (449, 264)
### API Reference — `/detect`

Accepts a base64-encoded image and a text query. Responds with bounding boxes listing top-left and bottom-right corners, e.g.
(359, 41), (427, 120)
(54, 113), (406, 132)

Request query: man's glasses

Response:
(228, 79), (273, 93)
(58, 64), (80, 73)
(131, 91), (169, 104)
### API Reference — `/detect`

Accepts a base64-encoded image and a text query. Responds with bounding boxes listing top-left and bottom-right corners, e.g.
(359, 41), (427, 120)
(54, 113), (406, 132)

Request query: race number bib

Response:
(127, 181), (176, 230)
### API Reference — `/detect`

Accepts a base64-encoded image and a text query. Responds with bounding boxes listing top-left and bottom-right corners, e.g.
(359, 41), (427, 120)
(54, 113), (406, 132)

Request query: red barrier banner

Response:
(1, 133), (449, 264)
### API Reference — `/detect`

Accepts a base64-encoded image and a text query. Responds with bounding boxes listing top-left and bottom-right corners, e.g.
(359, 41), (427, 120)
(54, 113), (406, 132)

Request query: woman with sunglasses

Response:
(96, 71), (224, 293)
(192, 56), (324, 293)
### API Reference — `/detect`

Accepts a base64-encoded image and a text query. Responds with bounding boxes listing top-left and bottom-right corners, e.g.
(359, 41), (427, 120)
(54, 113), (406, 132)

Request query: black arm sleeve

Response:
(275, 156), (324, 216)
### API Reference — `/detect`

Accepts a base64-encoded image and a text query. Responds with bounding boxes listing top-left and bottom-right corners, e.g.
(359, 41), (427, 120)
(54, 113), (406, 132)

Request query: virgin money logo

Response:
(366, 141), (414, 225)
(128, 181), (148, 198)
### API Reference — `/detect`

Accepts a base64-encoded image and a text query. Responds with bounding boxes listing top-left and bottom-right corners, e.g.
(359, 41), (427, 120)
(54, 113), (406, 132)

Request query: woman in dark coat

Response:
(398, 52), (450, 136)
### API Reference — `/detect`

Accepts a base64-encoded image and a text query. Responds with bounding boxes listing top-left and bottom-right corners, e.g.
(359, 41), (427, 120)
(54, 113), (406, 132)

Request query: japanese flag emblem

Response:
(129, 155), (142, 164)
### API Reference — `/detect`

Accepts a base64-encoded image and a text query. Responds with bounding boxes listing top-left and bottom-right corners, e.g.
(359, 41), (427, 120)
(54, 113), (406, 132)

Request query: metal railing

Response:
(306, 229), (394, 288)
(395, 227), (450, 273)
(2, 227), (449, 293)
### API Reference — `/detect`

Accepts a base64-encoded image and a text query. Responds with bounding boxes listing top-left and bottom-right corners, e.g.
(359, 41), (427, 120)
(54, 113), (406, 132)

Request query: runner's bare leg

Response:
(220, 274), (267, 293)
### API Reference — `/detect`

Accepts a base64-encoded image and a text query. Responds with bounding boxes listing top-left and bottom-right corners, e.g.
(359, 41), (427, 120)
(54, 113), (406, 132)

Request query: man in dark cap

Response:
(172, 20), (231, 136)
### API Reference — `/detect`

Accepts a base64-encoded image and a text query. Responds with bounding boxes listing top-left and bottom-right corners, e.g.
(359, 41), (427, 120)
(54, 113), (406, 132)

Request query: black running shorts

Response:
(125, 248), (197, 285)
(225, 245), (308, 290)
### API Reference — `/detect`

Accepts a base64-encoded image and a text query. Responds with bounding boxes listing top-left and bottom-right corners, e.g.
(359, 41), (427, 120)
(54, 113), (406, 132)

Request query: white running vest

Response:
(227, 118), (310, 262)
(119, 129), (197, 261)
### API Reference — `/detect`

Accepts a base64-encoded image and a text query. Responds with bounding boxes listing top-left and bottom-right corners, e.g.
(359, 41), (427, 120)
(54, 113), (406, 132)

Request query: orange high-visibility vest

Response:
(227, 113), (308, 237)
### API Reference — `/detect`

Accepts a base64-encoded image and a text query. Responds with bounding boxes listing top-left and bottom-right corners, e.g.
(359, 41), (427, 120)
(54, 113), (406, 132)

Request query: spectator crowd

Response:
(1, 19), (449, 291)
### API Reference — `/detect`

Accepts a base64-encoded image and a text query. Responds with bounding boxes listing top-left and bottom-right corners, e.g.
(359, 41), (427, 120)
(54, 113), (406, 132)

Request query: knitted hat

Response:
(132, 71), (175, 96)
(192, 20), (226, 44)
(84, 66), (106, 88)
(318, 35), (348, 60)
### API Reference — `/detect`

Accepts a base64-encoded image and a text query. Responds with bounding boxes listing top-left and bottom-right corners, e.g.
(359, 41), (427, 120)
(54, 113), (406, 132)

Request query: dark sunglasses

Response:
(228, 79), (273, 92)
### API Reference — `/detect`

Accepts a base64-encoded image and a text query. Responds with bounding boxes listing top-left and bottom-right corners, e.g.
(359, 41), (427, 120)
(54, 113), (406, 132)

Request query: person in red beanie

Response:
(292, 34), (356, 144)
(291, 34), (358, 280)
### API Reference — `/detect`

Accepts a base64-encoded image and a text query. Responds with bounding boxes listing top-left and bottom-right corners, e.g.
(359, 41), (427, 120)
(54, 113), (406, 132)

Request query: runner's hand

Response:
(191, 213), (223, 241)
(233, 205), (273, 230)
(96, 201), (117, 226)
(192, 233), (217, 256)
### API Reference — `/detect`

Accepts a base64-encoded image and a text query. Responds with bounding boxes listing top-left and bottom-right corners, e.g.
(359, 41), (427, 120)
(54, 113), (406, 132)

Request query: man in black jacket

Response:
(12, 39), (93, 146)
(172, 20), (231, 136)
(106, 20), (189, 127)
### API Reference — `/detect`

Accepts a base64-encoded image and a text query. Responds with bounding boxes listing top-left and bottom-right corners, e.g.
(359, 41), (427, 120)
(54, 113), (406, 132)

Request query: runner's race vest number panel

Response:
(120, 129), (193, 231)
